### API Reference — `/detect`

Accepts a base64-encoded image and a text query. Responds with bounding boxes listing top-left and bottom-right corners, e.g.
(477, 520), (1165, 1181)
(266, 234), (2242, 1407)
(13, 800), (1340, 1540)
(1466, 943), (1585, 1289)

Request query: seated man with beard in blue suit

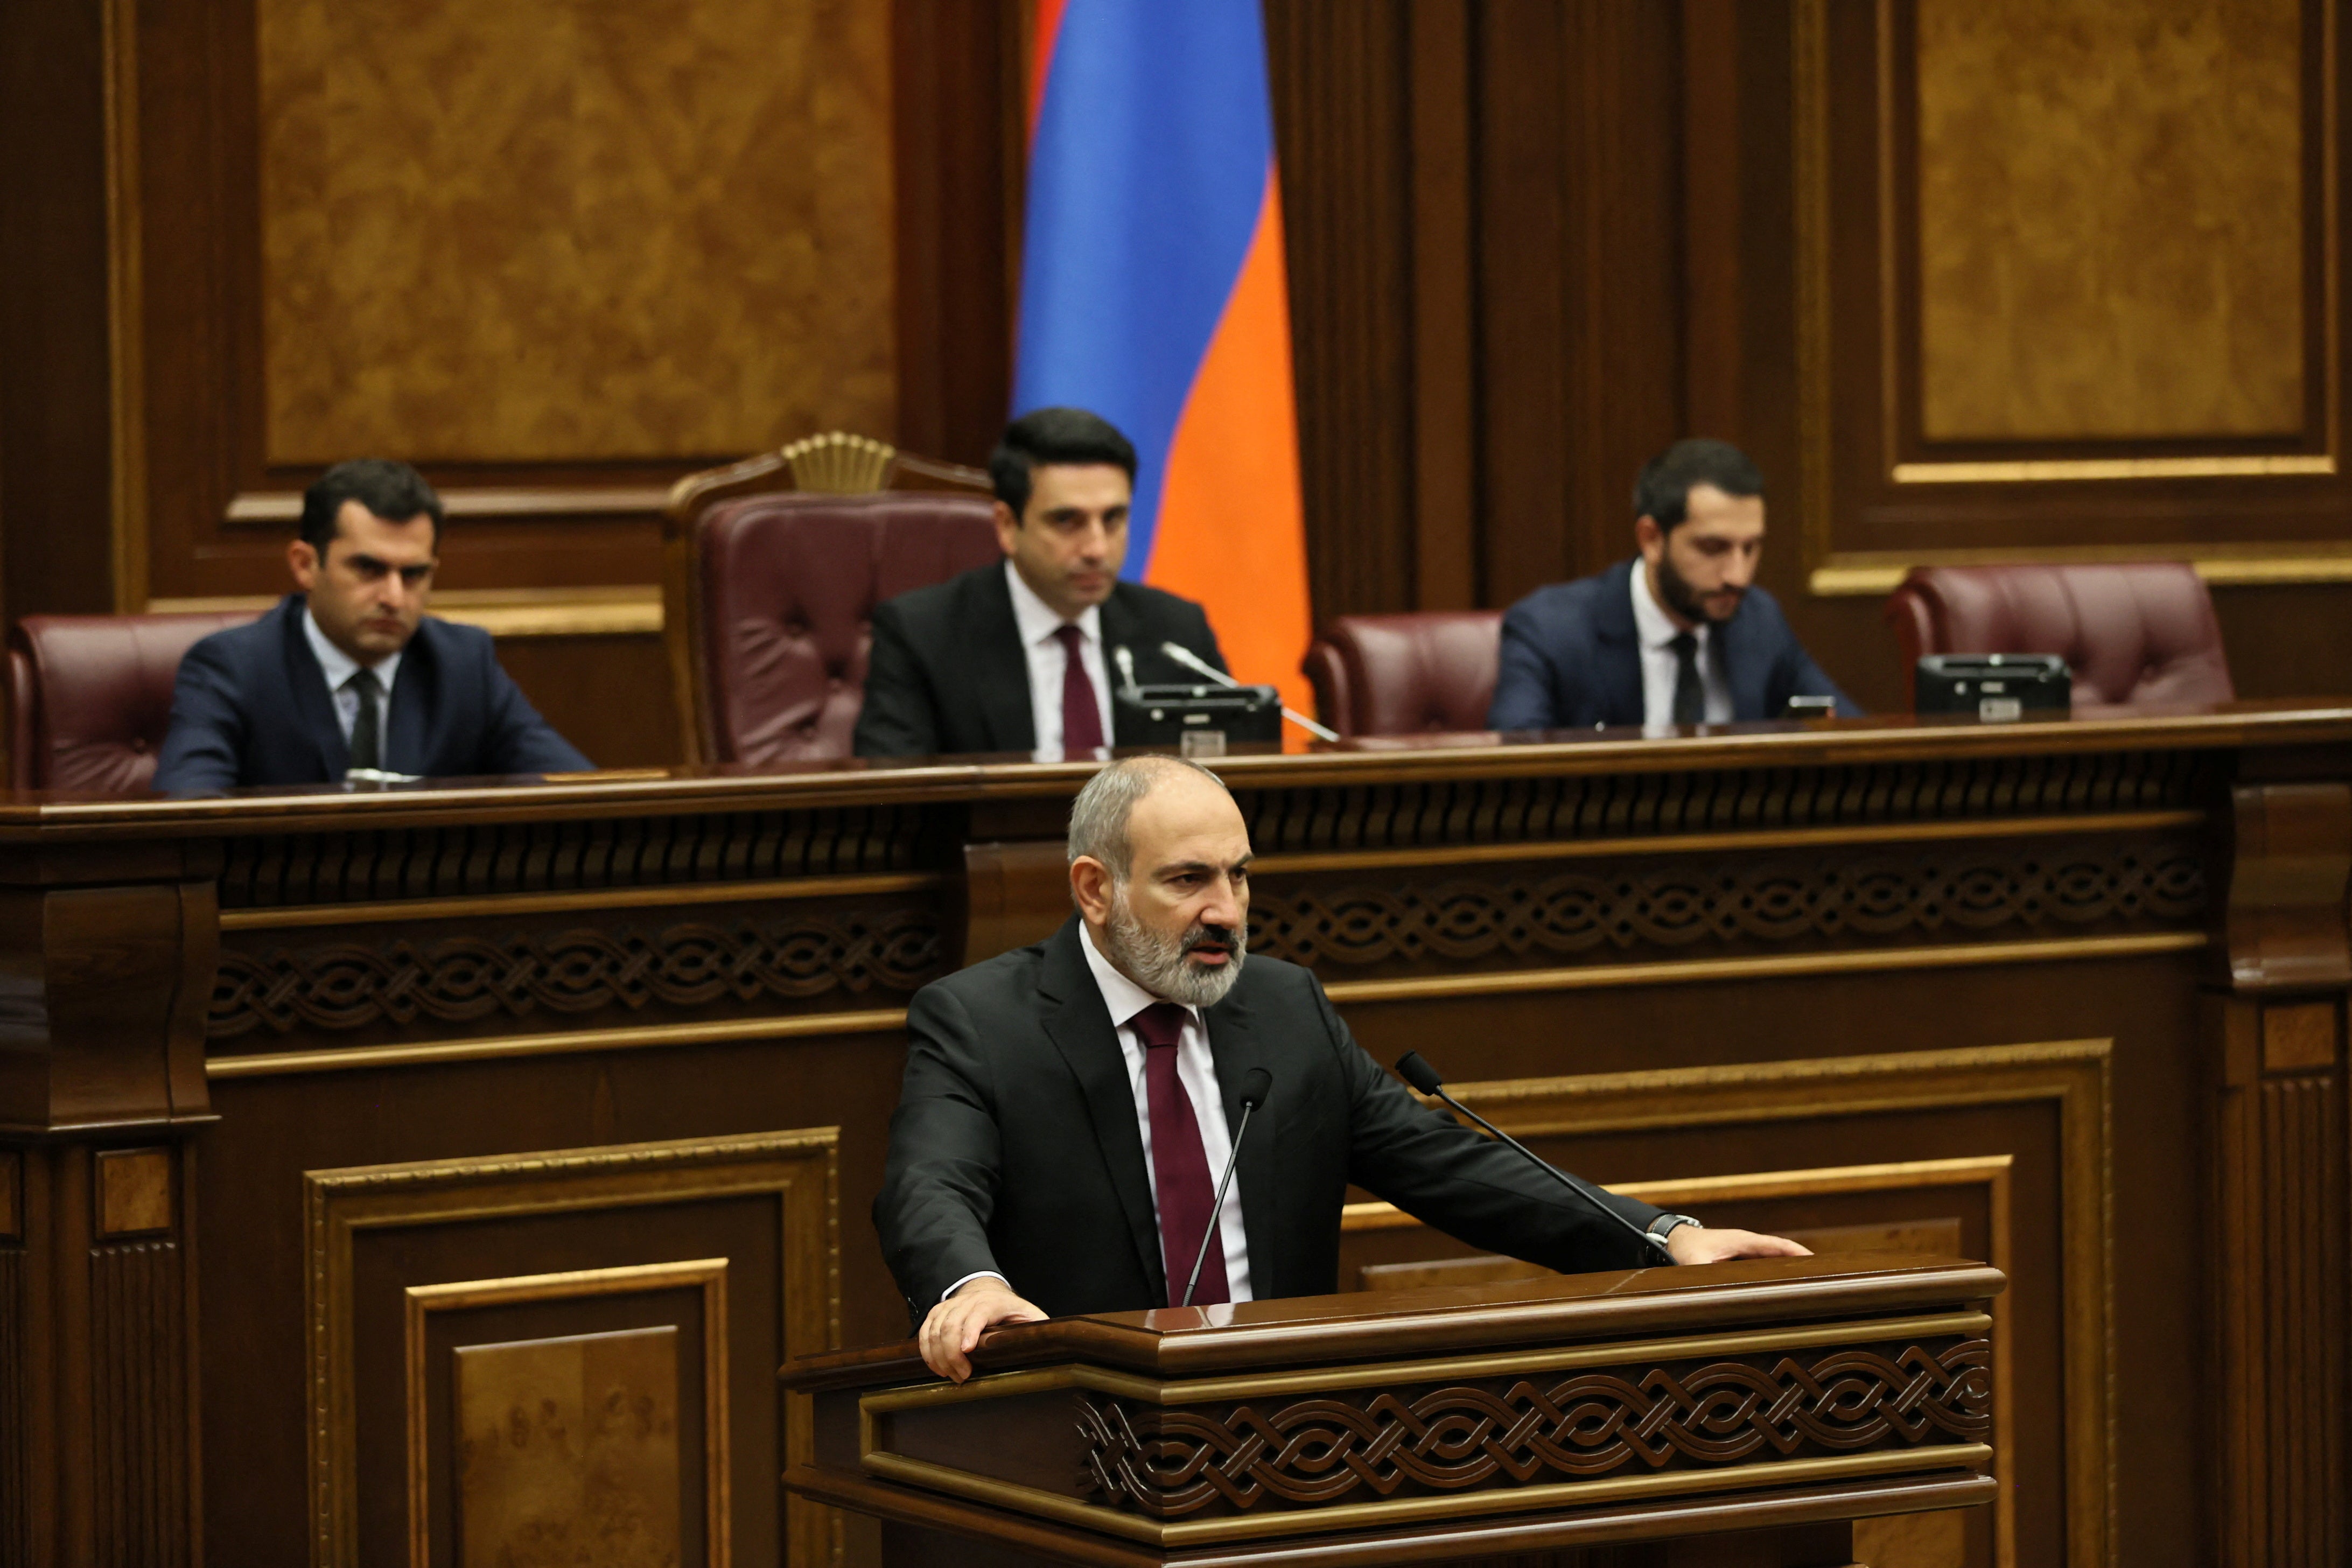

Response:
(1488, 439), (1858, 733)
(153, 459), (591, 795)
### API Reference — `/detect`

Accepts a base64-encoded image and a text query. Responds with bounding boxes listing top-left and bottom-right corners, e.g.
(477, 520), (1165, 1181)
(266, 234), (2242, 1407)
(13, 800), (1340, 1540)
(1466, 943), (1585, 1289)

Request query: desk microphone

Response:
(1114, 645), (1139, 693)
(1156, 642), (1341, 743)
(1395, 1051), (1672, 1264)
(1180, 1066), (1274, 1308)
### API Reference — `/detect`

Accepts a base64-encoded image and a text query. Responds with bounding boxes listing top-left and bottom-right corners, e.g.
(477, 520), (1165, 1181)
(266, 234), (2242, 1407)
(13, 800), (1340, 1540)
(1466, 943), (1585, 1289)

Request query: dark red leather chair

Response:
(676, 492), (1002, 765)
(1302, 611), (1504, 738)
(8, 611), (257, 793)
(1884, 562), (2235, 712)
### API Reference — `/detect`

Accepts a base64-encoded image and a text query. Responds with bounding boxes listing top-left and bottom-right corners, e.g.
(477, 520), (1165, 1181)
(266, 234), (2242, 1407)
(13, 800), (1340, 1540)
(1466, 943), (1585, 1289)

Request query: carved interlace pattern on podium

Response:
(208, 910), (943, 1037)
(1078, 1339), (1991, 1516)
(1249, 842), (2202, 967)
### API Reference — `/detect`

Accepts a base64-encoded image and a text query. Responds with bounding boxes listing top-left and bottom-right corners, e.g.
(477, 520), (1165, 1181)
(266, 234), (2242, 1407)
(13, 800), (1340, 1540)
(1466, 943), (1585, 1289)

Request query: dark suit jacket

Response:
(1488, 558), (1860, 732)
(873, 918), (1664, 1322)
(152, 593), (592, 796)
(852, 564), (1228, 757)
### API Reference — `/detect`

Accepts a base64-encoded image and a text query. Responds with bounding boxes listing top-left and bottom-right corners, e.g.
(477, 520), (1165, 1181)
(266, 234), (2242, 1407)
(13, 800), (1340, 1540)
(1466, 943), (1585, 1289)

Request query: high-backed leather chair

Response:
(1884, 562), (2235, 712)
(8, 611), (257, 793)
(1302, 611), (1504, 738)
(663, 433), (998, 765)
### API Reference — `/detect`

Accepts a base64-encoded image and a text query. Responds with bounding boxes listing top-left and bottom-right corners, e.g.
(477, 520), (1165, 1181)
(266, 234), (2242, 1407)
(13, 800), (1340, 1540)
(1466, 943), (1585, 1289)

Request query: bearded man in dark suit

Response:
(1488, 439), (1858, 733)
(851, 408), (1228, 760)
(874, 754), (1809, 1382)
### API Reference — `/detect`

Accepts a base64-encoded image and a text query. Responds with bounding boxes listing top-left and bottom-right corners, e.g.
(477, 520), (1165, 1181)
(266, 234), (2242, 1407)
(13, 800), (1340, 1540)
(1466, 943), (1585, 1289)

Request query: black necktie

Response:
(346, 668), (384, 771)
(1670, 632), (1705, 726)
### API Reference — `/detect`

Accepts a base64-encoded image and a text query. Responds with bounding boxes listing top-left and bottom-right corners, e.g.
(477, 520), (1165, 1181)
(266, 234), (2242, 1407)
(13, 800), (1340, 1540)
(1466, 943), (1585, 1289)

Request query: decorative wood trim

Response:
(221, 489), (673, 522)
(95, 1147), (173, 1237)
(2221, 782), (2352, 992)
(304, 1128), (839, 1568)
(206, 1006), (907, 1079)
(1894, 457), (2337, 484)
(100, 0), (148, 614)
(1814, 547), (2352, 597)
(210, 908), (944, 1042)
(862, 1311), (1993, 1413)
(1346, 1156), (2018, 1568)
(218, 871), (949, 931)
(1356, 1042), (2111, 1568)
(1252, 809), (2205, 875)
(859, 1443), (1991, 1549)
(146, 585), (662, 639)
(1319, 930), (2206, 1005)
(404, 1259), (731, 1568)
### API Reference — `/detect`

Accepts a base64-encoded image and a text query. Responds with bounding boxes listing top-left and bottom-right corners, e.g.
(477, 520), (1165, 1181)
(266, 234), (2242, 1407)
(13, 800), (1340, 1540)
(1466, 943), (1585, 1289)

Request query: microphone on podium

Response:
(1180, 1066), (1274, 1308)
(1395, 1051), (1672, 1265)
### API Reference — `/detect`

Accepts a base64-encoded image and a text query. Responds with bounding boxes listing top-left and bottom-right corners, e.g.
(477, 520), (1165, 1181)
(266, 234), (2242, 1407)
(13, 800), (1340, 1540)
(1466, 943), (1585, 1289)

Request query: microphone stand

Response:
(1397, 1051), (1673, 1265)
(1180, 1067), (1273, 1307)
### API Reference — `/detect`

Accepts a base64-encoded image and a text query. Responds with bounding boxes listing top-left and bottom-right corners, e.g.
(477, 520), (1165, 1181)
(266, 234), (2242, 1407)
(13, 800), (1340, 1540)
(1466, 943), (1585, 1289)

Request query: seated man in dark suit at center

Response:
(1488, 438), (1858, 732)
(152, 459), (591, 795)
(852, 407), (1228, 759)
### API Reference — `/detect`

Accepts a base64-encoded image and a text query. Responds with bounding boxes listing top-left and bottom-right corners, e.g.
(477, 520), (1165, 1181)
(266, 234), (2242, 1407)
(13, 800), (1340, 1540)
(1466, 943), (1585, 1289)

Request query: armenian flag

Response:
(1012, 0), (1314, 716)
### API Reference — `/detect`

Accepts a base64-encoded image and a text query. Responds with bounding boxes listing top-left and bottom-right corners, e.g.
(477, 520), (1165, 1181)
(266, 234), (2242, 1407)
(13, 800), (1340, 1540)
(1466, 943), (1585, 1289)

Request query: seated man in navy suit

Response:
(153, 459), (591, 795)
(1487, 439), (1858, 732)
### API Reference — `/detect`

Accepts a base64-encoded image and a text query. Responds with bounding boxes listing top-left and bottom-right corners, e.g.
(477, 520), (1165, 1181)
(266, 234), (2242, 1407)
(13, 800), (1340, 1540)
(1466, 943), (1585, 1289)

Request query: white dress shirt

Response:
(1630, 561), (1731, 728)
(941, 922), (1255, 1306)
(1004, 561), (1114, 758)
(301, 608), (402, 746)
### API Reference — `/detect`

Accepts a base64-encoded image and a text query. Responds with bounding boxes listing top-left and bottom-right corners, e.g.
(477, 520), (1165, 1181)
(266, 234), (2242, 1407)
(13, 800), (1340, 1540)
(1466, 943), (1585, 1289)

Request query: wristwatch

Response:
(1647, 1213), (1703, 1253)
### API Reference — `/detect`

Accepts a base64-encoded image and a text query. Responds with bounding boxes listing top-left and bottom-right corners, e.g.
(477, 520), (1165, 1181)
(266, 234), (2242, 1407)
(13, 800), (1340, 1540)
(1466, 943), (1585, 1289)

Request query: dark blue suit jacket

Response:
(152, 594), (592, 795)
(1488, 559), (1859, 731)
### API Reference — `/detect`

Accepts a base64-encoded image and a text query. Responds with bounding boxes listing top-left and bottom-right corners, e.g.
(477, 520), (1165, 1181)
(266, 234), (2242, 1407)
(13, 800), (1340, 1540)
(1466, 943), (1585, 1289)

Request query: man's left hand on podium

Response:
(1664, 1225), (1814, 1266)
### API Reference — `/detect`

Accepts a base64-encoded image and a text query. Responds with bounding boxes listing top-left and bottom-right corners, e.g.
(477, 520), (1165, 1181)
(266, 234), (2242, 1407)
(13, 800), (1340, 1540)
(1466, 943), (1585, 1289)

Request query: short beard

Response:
(1102, 886), (1246, 1008)
(1657, 547), (1741, 624)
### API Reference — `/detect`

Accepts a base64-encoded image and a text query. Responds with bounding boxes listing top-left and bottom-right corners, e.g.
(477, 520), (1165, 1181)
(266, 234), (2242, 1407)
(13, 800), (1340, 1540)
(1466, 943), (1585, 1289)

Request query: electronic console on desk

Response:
(1914, 653), (2071, 722)
(1112, 683), (1282, 756)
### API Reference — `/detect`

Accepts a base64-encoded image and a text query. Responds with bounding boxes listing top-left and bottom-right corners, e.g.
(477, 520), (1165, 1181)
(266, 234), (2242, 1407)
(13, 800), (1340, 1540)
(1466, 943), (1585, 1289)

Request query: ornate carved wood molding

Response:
(1075, 1336), (1991, 1518)
(209, 906), (947, 1040)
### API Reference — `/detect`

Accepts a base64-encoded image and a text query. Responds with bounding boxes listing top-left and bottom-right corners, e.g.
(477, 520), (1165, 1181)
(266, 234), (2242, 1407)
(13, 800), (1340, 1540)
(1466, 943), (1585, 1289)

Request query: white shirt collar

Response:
(1004, 559), (1102, 650)
(1629, 558), (1705, 653)
(1080, 919), (1200, 1031)
(302, 604), (402, 694)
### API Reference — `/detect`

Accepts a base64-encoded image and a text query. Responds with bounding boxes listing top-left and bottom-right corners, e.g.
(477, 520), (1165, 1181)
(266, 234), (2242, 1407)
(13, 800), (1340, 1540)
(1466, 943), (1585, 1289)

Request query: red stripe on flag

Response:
(1027, 0), (1070, 146)
(1148, 172), (1315, 736)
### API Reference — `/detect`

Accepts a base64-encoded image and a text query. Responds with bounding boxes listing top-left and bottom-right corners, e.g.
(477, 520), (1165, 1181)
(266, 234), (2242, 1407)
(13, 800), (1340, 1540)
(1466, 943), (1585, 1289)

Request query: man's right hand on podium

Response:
(920, 1278), (1048, 1383)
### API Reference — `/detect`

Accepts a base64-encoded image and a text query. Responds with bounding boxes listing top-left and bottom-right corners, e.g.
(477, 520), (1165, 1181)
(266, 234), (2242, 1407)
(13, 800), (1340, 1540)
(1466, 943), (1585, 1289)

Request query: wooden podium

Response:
(782, 1255), (2000, 1567)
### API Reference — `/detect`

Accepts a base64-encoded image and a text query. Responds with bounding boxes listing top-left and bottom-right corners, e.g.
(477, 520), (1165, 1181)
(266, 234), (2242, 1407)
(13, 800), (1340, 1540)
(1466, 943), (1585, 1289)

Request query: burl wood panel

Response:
(1915, 0), (2304, 440)
(256, 0), (894, 465)
(454, 1326), (683, 1568)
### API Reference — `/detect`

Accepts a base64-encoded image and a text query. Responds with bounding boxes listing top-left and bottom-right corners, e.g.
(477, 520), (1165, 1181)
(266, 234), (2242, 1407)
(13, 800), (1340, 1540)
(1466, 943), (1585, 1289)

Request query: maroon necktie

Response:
(1131, 1002), (1228, 1306)
(1054, 624), (1105, 757)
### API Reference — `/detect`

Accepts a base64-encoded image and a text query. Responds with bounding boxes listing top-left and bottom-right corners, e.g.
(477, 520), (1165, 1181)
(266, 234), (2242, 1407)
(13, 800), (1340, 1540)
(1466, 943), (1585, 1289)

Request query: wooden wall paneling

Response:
(891, 0), (1017, 470)
(0, 0), (130, 624)
(493, 634), (682, 771)
(1798, 0), (2352, 591)
(2204, 780), (2352, 1568)
(1473, 2), (1570, 610)
(1265, 0), (1418, 627)
(1407, 0), (1478, 613)
(305, 1129), (838, 1568)
(1560, 2), (1690, 583)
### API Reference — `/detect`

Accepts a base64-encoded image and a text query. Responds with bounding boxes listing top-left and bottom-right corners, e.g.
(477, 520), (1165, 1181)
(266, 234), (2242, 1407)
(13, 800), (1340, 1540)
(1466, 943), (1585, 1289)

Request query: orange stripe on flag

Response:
(1028, 0), (1069, 146)
(1149, 172), (1315, 735)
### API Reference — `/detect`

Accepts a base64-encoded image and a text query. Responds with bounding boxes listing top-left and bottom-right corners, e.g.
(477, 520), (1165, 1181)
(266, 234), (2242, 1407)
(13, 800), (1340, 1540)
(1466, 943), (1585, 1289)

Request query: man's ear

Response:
(1634, 515), (1664, 564)
(288, 538), (320, 590)
(1069, 856), (1116, 925)
(991, 499), (1021, 557)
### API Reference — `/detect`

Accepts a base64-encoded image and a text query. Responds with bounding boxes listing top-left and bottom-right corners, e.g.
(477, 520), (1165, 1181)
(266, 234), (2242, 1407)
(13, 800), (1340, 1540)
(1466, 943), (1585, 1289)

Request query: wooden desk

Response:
(1, 703), (2345, 1567)
(782, 1255), (2003, 1567)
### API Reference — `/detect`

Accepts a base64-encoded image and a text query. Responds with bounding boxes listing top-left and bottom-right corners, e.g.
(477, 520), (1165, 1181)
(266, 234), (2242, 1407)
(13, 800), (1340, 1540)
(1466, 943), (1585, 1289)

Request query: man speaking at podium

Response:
(874, 756), (1807, 1381)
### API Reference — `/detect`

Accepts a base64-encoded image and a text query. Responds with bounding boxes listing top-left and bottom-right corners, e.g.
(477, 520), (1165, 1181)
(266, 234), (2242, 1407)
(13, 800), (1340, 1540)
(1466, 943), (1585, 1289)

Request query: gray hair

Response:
(1066, 755), (1228, 880)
